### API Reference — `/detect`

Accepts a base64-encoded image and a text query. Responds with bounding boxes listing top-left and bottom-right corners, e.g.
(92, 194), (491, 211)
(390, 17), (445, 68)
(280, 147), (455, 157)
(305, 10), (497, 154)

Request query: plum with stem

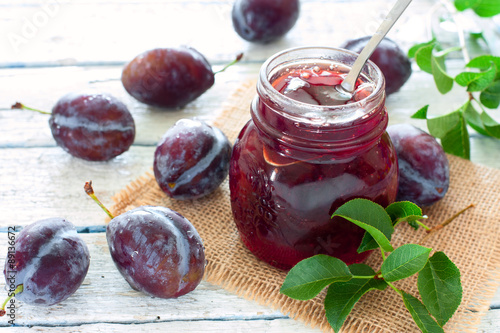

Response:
(12, 92), (135, 161)
(122, 47), (242, 108)
(85, 181), (206, 298)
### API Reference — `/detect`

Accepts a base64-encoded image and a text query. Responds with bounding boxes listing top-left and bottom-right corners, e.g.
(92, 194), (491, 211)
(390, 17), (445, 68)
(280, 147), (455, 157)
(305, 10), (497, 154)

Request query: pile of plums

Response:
(5, 44), (233, 309)
(1, 203), (207, 312)
(3, 0), (447, 314)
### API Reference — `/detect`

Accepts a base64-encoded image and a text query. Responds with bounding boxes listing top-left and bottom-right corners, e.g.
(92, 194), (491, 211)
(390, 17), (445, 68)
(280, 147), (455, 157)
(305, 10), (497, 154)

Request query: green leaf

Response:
(415, 44), (435, 74)
(411, 105), (429, 119)
(469, 32), (489, 49)
(280, 255), (352, 300)
(385, 201), (425, 230)
(381, 244), (431, 282)
(325, 264), (387, 333)
(431, 55), (454, 94)
(440, 111), (470, 159)
(455, 72), (479, 87)
(402, 292), (445, 333)
(454, 66), (496, 92)
(463, 101), (490, 136)
(466, 104), (500, 139)
(472, 0), (500, 17)
(332, 198), (394, 253)
(418, 252), (462, 326)
(466, 55), (500, 71)
(480, 80), (500, 109)
(426, 106), (470, 159)
(427, 110), (461, 139)
(357, 232), (380, 254)
(408, 40), (436, 59)
(480, 111), (500, 138)
(454, 0), (472, 11)
(454, 0), (500, 17)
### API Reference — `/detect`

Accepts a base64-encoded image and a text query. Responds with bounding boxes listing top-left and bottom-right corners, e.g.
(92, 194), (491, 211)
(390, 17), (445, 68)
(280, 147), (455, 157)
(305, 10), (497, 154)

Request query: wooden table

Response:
(0, 0), (498, 331)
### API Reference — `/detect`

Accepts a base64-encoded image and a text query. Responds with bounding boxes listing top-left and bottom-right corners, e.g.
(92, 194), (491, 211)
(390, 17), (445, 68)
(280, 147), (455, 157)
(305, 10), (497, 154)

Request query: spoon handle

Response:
(341, 0), (413, 93)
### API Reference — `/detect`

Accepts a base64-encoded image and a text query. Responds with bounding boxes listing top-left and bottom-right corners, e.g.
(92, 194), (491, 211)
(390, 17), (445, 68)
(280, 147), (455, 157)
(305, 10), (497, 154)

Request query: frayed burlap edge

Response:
(110, 80), (500, 333)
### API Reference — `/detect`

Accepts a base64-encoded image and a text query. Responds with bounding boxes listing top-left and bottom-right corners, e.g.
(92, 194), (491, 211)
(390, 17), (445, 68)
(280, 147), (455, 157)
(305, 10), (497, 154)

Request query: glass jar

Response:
(229, 46), (399, 270)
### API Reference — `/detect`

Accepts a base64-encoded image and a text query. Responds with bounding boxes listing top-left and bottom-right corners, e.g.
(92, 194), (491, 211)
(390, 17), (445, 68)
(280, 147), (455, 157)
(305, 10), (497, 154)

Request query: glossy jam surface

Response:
(229, 64), (398, 270)
(271, 65), (374, 106)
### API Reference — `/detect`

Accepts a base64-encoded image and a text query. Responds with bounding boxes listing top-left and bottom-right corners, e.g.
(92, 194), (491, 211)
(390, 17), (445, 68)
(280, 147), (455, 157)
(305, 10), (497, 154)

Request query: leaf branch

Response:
(420, 203), (474, 244)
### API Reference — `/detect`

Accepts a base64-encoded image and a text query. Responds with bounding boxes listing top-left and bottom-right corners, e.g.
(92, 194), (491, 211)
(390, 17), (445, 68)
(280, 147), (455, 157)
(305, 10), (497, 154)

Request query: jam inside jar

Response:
(229, 47), (399, 270)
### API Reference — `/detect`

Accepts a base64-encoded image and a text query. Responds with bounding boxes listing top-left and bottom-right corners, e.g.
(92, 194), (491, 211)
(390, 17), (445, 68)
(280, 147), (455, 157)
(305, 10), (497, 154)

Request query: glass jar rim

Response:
(257, 46), (386, 124)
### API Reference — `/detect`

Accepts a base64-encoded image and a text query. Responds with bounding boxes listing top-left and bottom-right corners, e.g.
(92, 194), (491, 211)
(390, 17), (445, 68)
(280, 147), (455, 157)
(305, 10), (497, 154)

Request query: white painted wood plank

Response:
(0, 319), (321, 333)
(0, 233), (292, 326)
(0, 146), (155, 228)
(480, 309), (500, 333)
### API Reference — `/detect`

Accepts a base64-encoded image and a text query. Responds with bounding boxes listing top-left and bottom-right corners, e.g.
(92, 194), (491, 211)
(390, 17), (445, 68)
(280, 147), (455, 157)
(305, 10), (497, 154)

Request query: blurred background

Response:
(1, 0), (497, 69)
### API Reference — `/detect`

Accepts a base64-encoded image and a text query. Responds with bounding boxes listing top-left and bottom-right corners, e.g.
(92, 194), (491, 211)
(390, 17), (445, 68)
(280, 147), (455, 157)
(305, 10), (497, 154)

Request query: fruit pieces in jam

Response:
(271, 63), (375, 106)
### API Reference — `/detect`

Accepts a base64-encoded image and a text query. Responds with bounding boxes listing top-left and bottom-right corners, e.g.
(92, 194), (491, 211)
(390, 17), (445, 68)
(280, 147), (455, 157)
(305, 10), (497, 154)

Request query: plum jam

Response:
(229, 47), (399, 270)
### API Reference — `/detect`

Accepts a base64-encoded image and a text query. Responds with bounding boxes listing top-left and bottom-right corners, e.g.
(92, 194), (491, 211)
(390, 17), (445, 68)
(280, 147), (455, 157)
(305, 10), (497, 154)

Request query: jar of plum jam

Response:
(229, 47), (399, 270)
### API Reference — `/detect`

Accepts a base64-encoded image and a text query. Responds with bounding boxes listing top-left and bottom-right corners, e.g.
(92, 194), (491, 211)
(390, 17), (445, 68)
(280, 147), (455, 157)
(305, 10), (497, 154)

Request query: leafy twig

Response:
(408, 0), (500, 160)
(280, 199), (462, 333)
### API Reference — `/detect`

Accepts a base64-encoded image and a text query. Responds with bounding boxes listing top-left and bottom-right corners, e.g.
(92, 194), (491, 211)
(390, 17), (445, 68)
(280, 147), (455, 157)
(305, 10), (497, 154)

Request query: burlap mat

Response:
(110, 80), (500, 332)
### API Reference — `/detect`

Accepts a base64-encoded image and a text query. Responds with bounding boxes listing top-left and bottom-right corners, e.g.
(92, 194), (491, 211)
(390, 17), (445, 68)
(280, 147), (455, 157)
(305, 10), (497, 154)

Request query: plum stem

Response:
(420, 203), (474, 244)
(213, 53), (244, 75)
(11, 102), (51, 115)
(0, 284), (23, 317)
(84, 181), (115, 220)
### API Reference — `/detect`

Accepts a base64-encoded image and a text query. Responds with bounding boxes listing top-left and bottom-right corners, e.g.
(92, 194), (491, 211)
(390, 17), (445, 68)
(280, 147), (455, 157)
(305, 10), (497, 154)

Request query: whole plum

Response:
(121, 47), (214, 108)
(154, 119), (231, 200)
(2, 218), (90, 308)
(49, 92), (135, 161)
(232, 0), (300, 43)
(341, 36), (412, 95)
(387, 123), (450, 206)
(106, 206), (205, 299)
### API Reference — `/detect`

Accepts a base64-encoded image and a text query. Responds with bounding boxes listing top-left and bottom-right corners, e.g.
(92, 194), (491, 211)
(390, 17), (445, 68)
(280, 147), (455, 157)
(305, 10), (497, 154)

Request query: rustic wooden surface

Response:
(0, 0), (499, 332)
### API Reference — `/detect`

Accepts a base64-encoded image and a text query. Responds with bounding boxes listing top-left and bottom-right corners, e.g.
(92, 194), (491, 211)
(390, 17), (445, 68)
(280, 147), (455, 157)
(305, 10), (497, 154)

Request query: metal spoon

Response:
(333, 0), (413, 101)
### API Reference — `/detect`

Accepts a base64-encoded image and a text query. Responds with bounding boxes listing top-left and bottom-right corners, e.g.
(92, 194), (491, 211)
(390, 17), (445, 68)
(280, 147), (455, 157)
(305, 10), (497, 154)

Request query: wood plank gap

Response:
(0, 314), (290, 328)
